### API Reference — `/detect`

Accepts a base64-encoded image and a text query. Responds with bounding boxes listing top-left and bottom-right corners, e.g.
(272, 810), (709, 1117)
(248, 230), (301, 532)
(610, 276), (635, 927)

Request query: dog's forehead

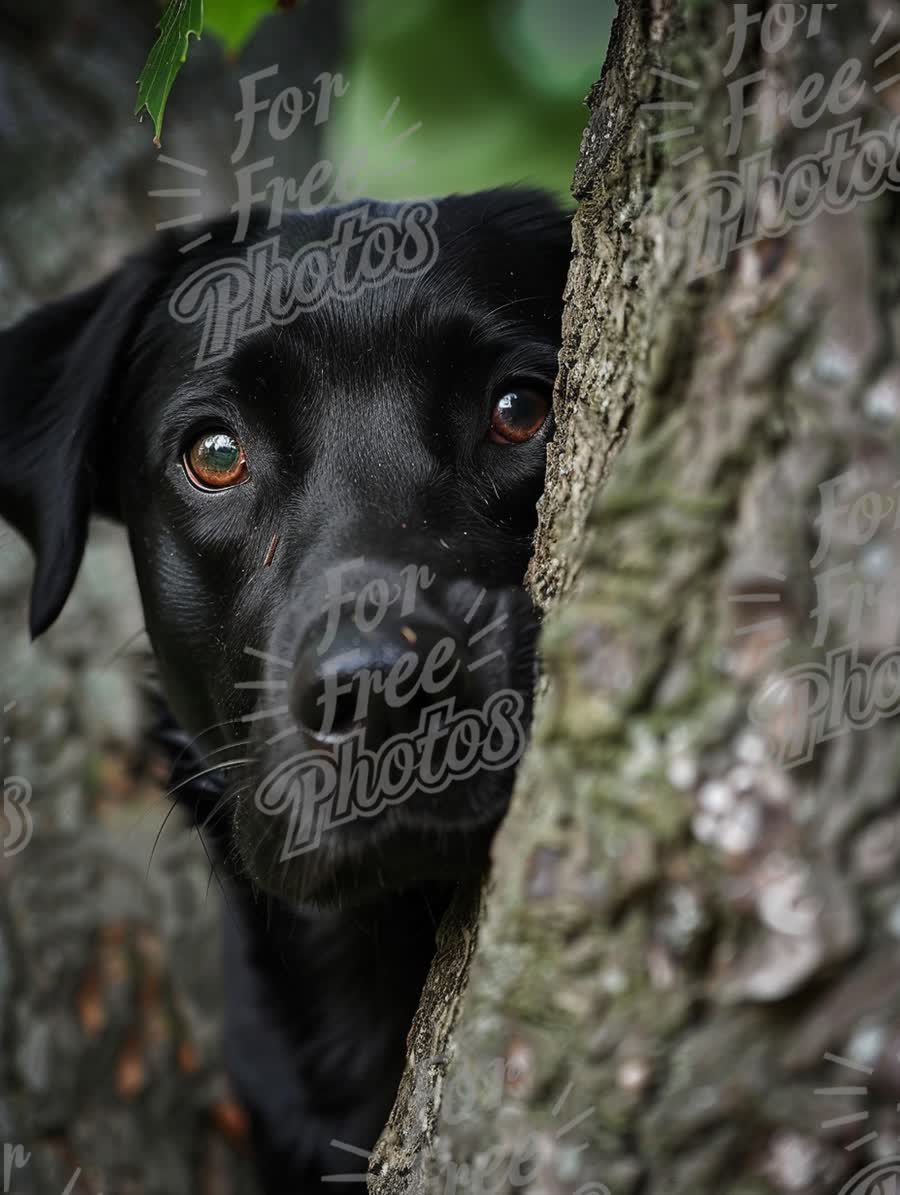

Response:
(159, 193), (562, 331)
(120, 192), (570, 469)
(139, 197), (562, 402)
(147, 268), (503, 404)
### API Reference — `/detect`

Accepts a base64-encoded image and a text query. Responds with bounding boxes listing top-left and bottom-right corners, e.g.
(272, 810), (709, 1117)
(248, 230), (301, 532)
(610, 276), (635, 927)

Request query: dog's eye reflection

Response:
(489, 387), (550, 445)
(183, 430), (250, 491)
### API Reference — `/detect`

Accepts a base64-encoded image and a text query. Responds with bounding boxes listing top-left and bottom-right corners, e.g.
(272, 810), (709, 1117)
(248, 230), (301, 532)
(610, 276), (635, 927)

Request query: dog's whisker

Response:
(204, 856), (218, 905)
(102, 625), (150, 668)
(197, 791), (243, 906)
(198, 788), (235, 834)
(165, 758), (252, 799)
(195, 822), (239, 923)
(190, 737), (255, 762)
(156, 713), (246, 774)
(152, 740), (254, 810)
(145, 799), (184, 878)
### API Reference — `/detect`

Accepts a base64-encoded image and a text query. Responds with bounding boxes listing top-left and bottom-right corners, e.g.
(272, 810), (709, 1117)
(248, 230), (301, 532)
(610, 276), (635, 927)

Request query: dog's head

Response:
(0, 190), (570, 908)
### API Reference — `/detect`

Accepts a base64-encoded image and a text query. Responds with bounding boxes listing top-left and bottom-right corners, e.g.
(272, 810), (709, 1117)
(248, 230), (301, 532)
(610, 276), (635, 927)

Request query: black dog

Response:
(0, 189), (571, 1192)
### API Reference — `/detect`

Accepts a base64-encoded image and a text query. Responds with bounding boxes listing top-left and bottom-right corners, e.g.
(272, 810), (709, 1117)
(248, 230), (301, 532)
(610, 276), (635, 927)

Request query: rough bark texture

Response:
(0, 5), (342, 1191)
(372, 3), (900, 1194)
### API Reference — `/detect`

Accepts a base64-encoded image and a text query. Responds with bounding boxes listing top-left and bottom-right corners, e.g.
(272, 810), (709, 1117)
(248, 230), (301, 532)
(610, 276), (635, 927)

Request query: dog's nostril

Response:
(290, 619), (470, 748)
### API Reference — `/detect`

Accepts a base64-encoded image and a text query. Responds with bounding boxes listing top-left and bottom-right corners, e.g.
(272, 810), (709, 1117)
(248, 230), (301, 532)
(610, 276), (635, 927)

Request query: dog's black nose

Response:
(290, 617), (471, 748)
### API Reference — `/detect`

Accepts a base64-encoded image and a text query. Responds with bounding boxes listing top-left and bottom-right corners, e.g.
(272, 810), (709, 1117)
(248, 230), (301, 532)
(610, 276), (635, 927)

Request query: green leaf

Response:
(134, 0), (204, 146)
(204, 0), (278, 56)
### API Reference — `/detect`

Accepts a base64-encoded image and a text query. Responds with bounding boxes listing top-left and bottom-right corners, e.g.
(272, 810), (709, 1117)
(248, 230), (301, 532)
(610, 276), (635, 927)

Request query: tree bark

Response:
(371, 3), (900, 1194)
(0, 6), (343, 1192)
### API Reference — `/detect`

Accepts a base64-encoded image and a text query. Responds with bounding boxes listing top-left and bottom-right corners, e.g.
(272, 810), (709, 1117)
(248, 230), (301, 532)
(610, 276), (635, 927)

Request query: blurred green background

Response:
(325, 0), (616, 203)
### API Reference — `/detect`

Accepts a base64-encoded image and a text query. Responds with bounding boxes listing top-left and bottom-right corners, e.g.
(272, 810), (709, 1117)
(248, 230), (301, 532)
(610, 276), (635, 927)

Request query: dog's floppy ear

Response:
(0, 250), (170, 637)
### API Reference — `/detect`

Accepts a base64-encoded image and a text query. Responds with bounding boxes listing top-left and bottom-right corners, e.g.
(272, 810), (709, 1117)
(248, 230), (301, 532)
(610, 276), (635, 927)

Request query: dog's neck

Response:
(152, 701), (443, 1188)
(222, 870), (442, 1187)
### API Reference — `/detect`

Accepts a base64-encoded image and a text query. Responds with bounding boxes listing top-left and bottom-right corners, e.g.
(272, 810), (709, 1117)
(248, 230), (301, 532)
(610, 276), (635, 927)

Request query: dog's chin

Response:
(230, 776), (510, 911)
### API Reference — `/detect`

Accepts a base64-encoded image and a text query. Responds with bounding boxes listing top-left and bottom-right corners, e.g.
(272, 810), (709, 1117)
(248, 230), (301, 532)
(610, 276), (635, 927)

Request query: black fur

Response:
(0, 190), (571, 1192)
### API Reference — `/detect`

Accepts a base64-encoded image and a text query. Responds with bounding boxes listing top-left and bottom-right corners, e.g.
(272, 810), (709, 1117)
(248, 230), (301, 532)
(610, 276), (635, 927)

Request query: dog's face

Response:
(0, 190), (570, 908)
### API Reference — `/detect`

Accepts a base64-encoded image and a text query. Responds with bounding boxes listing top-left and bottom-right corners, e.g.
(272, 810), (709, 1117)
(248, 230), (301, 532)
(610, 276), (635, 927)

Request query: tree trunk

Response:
(371, 3), (900, 1194)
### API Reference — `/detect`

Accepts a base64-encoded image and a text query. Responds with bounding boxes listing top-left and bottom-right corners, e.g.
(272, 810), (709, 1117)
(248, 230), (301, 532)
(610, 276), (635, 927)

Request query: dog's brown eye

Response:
(184, 431), (249, 490)
(489, 388), (550, 445)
